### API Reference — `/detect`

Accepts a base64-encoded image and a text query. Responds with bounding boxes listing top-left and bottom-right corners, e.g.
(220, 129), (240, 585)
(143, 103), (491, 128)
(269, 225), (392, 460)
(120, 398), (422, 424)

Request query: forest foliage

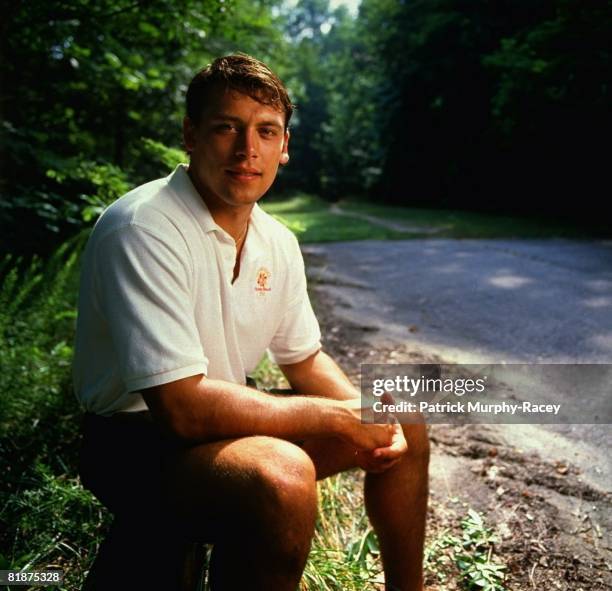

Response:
(2, 0), (610, 257)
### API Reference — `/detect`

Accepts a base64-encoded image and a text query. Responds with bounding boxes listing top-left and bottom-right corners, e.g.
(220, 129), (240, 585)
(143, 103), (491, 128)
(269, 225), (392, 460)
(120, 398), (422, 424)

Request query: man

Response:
(74, 53), (429, 591)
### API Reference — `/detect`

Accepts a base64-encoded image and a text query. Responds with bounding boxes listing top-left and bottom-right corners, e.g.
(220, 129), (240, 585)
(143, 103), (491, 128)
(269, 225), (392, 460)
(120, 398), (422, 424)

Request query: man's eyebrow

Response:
(257, 120), (283, 130)
(210, 114), (242, 122)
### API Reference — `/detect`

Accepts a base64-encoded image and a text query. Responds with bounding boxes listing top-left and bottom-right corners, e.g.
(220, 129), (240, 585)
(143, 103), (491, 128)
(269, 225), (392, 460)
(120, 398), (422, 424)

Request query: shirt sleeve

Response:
(94, 222), (208, 392)
(268, 237), (322, 365)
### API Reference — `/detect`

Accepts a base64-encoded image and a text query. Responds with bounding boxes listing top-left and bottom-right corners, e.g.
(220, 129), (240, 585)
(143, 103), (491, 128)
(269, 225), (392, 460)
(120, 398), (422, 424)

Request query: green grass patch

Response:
(262, 192), (608, 241)
(0, 237), (109, 591)
(344, 200), (608, 239)
(303, 474), (382, 590)
(262, 193), (329, 215)
(273, 210), (409, 243)
(262, 193), (412, 243)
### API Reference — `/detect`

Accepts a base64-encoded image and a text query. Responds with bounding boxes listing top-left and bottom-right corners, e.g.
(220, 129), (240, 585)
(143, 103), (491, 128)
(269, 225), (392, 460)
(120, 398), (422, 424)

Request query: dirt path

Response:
(329, 204), (446, 234)
(304, 242), (612, 590)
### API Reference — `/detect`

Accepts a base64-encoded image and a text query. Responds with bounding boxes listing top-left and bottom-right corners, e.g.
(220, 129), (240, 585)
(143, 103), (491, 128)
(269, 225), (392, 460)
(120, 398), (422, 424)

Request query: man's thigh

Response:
(301, 437), (361, 480)
(160, 435), (317, 541)
(80, 412), (317, 540)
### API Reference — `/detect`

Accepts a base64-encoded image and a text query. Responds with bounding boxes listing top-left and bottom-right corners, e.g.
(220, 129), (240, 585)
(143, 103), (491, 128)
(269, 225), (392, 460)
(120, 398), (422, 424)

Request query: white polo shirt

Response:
(73, 164), (322, 416)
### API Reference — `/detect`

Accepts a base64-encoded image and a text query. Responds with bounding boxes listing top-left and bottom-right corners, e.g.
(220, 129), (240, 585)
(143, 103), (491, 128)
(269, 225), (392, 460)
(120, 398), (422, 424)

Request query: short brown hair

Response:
(186, 53), (294, 128)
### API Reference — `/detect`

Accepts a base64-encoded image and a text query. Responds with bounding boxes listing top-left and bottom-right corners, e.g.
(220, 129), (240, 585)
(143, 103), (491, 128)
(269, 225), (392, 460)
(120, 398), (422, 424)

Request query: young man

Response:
(74, 54), (429, 591)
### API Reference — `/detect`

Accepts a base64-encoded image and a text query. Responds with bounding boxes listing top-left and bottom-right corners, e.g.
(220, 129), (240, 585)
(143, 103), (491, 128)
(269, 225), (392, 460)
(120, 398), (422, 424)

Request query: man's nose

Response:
(234, 128), (258, 159)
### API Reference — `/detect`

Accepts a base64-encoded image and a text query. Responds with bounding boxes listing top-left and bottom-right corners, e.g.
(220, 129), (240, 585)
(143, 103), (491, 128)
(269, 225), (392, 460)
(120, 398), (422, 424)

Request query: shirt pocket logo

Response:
(255, 266), (272, 295)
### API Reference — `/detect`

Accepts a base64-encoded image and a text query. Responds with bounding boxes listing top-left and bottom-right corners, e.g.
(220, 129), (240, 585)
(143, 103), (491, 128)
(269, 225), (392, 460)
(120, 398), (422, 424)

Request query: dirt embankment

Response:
(308, 253), (612, 591)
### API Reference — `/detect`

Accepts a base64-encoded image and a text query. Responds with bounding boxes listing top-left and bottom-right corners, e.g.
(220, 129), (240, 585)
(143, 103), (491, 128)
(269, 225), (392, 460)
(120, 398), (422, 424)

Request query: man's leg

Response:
(364, 421), (429, 591)
(79, 412), (194, 591)
(302, 421), (430, 591)
(162, 435), (318, 591)
(81, 516), (192, 591)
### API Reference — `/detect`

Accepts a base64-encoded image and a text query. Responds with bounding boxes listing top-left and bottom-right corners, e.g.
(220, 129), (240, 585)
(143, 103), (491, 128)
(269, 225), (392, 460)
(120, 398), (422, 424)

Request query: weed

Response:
(456, 509), (506, 590)
(425, 509), (507, 591)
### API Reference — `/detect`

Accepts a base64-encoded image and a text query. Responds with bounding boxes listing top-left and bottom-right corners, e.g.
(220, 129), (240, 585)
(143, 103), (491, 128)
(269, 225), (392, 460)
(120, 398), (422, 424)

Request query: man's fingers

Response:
(357, 436), (407, 472)
(360, 455), (402, 473)
(372, 445), (404, 461)
(371, 429), (408, 460)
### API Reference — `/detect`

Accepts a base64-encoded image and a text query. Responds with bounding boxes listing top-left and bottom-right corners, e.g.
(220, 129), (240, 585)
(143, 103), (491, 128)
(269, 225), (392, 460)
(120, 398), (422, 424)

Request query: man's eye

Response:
(260, 127), (278, 137)
(215, 123), (237, 133)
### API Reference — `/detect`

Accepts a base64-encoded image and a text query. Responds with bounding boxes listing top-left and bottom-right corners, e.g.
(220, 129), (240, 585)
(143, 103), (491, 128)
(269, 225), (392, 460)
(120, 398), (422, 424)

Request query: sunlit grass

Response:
(302, 474), (382, 591)
(262, 193), (328, 215)
(262, 194), (414, 242)
(274, 211), (410, 243)
(262, 192), (607, 240)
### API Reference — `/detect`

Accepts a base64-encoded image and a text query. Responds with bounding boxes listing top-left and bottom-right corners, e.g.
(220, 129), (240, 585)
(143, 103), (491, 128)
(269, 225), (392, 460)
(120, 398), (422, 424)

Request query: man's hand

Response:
(357, 392), (409, 473)
(355, 418), (408, 473)
(337, 398), (396, 451)
(280, 353), (407, 472)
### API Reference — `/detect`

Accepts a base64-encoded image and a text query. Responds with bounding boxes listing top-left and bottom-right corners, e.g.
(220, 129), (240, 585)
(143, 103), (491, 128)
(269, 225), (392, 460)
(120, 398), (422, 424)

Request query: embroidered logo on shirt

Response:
(255, 267), (271, 294)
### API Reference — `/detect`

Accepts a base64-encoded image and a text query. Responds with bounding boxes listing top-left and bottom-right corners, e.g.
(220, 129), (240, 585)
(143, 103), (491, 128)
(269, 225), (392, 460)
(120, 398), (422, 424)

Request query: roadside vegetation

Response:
(263, 194), (609, 242)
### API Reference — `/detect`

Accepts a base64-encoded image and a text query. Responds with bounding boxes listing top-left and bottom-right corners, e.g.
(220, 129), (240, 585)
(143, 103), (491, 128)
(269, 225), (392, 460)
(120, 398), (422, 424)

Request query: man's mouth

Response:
(226, 169), (262, 181)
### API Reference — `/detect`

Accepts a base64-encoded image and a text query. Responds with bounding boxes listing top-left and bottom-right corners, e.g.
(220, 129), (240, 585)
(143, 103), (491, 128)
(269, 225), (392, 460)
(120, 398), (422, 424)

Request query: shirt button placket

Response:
(221, 238), (235, 285)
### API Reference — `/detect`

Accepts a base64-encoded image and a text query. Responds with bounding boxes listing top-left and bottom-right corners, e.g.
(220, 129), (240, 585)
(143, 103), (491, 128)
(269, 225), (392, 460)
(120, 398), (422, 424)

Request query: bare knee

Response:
(206, 440), (317, 589)
(251, 437), (318, 516)
(249, 438), (317, 565)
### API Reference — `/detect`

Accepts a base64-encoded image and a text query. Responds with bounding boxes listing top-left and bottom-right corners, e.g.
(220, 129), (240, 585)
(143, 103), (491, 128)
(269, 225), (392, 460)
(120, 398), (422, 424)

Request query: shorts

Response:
(79, 411), (189, 522)
(78, 383), (296, 520)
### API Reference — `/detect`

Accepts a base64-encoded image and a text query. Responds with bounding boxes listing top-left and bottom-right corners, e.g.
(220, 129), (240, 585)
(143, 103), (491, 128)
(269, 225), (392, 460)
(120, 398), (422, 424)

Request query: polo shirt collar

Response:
(167, 164), (220, 235)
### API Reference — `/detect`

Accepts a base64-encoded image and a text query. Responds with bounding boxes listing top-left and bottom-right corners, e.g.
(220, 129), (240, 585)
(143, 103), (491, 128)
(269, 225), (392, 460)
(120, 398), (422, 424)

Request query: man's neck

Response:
(205, 200), (253, 242)
(187, 167), (254, 241)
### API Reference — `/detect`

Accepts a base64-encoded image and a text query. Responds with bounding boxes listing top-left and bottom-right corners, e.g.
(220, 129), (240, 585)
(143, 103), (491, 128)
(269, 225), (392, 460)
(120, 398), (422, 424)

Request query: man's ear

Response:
(279, 129), (290, 165)
(183, 117), (196, 154)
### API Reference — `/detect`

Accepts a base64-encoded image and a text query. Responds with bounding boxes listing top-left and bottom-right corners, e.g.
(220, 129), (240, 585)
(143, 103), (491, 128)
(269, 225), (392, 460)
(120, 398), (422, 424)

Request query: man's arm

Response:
(141, 373), (394, 450)
(279, 349), (360, 401)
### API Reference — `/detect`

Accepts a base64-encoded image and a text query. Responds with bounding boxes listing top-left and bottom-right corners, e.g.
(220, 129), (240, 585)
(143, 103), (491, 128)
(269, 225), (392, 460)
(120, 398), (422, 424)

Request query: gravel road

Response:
(304, 239), (612, 364)
(304, 238), (612, 490)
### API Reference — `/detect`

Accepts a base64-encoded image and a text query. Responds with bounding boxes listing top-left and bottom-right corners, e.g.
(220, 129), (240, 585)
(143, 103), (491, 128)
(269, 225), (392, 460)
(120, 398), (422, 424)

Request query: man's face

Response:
(184, 87), (289, 211)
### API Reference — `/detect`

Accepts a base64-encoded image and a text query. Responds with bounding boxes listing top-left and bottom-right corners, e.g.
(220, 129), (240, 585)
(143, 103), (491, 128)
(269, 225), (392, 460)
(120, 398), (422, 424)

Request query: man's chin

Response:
(225, 185), (272, 207)
(223, 192), (265, 208)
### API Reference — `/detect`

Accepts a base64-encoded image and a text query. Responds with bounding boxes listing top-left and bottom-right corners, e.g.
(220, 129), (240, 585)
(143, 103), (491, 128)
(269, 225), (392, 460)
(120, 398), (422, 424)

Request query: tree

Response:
(0, 0), (287, 255)
(483, 0), (612, 215)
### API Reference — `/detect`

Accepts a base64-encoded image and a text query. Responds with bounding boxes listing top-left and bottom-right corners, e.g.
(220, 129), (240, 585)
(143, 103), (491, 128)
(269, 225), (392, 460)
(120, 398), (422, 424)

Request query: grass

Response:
(263, 194), (410, 243)
(262, 193), (608, 241)
(0, 238), (108, 591)
(345, 200), (608, 239)
(302, 475), (382, 590)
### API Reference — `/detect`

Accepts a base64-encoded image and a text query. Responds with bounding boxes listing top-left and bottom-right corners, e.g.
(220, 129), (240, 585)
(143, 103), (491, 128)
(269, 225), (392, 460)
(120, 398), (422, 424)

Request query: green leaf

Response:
(104, 52), (121, 68)
(138, 22), (160, 37)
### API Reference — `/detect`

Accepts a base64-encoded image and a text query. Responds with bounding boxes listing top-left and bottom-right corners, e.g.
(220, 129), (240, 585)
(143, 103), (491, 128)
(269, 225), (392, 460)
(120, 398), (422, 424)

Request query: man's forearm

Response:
(143, 375), (346, 444)
(280, 350), (358, 401)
